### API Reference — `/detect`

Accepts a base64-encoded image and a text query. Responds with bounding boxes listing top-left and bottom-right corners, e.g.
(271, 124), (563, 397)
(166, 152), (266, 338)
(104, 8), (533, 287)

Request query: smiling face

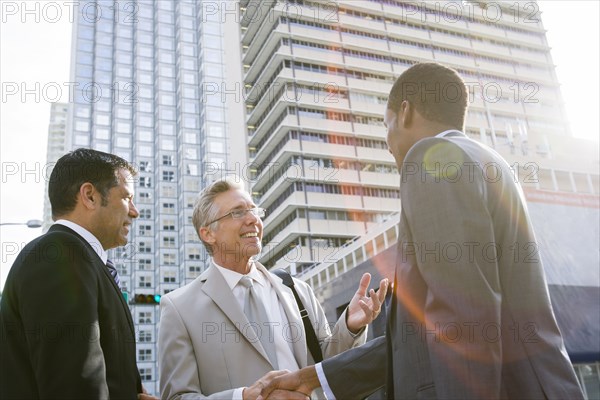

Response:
(201, 188), (263, 272)
(92, 168), (139, 250)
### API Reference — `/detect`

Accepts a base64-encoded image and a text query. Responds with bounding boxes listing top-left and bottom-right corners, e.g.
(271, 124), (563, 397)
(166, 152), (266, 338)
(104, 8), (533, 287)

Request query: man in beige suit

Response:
(158, 177), (388, 400)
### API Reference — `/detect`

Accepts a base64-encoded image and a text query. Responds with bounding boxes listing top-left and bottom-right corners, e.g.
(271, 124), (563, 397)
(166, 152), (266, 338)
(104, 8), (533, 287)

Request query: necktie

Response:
(239, 276), (278, 368)
(106, 259), (120, 286)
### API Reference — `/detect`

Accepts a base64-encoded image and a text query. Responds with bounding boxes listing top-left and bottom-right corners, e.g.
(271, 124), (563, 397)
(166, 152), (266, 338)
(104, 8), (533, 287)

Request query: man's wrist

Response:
(300, 365), (321, 392)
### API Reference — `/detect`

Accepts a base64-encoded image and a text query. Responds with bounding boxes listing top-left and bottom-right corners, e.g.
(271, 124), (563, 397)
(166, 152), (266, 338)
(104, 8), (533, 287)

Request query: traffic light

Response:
(133, 293), (162, 304)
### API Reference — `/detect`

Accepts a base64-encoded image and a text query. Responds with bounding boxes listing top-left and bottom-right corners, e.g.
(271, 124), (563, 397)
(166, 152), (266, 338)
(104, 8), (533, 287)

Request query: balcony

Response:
(291, 45), (344, 65)
(360, 171), (400, 188)
(389, 42), (433, 61)
(346, 77), (392, 95)
(344, 55), (393, 74)
(298, 115), (353, 135)
(340, 33), (388, 53)
(338, 13), (386, 33)
(306, 192), (363, 209)
(434, 52), (477, 69)
(353, 123), (386, 139)
(429, 32), (471, 51)
(288, 22), (341, 44)
(350, 100), (386, 116)
(300, 140), (356, 159)
(386, 23), (430, 41)
(356, 147), (393, 162)
(472, 40), (511, 57)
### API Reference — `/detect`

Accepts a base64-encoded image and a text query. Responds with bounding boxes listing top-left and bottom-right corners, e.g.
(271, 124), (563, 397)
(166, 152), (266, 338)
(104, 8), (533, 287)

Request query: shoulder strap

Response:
(272, 269), (324, 363)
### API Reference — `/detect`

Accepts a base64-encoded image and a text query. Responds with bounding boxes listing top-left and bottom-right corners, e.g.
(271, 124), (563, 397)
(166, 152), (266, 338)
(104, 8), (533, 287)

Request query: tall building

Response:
(242, 2), (599, 397)
(42, 102), (69, 232)
(241, 0), (578, 274)
(66, 0), (246, 392)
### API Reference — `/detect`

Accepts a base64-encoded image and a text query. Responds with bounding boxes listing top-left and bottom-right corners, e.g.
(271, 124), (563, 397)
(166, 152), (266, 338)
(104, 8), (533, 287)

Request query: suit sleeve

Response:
(16, 235), (109, 398)
(321, 335), (387, 399)
(401, 138), (503, 398)
(158, 296), (238, 400)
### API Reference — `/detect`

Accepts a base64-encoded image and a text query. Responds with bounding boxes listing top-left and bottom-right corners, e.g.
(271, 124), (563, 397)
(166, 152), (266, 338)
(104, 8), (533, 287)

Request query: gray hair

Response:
(192, 177), (245, 254)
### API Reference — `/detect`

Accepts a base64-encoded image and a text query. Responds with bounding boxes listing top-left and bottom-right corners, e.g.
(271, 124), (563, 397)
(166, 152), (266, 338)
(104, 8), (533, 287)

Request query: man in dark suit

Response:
(0, 149), (158, 399)
(259, 63), (584, 399)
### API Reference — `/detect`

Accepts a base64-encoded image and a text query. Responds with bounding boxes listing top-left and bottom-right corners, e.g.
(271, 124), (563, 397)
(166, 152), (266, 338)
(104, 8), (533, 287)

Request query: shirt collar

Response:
(54, 219), (107, 264)
(212, 260), (266, 290)
(436, 129), (464, 138)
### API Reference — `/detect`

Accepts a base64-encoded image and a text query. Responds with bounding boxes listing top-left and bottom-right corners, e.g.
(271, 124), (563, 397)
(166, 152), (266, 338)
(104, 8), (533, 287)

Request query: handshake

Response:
(243, 366), (319, 400)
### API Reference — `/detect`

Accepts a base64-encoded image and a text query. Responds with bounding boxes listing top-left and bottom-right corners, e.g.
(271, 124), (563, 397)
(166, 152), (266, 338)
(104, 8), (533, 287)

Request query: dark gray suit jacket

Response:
(322, 133), (584, 399)
(0, 224), (141, 399)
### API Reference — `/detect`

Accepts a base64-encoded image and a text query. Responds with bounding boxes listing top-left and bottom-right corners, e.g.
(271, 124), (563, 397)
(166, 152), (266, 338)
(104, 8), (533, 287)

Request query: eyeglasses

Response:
(206, 207), (266, 226)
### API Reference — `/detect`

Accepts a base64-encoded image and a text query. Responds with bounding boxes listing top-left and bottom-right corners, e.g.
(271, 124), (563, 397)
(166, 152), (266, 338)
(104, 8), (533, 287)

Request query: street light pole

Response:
(0, 220), (43, 228)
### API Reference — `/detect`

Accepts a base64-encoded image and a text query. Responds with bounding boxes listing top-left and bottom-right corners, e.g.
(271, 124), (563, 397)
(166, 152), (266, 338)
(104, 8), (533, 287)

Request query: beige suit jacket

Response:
(158, 262), (366, 399)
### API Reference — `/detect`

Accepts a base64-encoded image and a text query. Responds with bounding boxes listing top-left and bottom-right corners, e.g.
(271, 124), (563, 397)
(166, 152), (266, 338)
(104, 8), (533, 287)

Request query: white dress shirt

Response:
(213, 260), (300, 399)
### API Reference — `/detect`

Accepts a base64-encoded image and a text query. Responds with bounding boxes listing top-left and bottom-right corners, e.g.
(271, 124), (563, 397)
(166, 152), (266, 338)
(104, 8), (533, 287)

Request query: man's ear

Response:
(199, 227), (216, 246)
(79, 182), (99, 210)
(399, 100), (413, 128)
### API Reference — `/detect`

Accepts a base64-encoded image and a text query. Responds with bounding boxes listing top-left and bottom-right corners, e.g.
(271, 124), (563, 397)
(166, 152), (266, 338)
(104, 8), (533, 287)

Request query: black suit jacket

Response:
(0, 224), (141, 399)
(322, 134), (583, 399)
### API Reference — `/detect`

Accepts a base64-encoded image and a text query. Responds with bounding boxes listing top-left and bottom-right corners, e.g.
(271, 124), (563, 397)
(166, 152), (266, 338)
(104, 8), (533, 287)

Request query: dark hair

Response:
(387, 63), (468, 130)
(49, 148), (137, 218)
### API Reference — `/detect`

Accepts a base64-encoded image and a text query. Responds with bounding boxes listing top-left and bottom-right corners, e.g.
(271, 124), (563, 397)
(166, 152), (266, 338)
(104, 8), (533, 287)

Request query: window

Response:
(139, 330), (152, 342)
(162, 253), (176, 265)
(162, 170), (175, 182)
(163, 237), (176, 248)
(138, 311), (152, 324)
(138, 209), (152, 220)
(138, 276), (152, 288)
(163, 271), (177, 283)
(138, 224), (152, 236)
(139, 368), (152, 381)
(162, 220), (176, 230)
(162, 203), (175, 213)
(139, 161), (151, 172)
(139, 242), (152, 253)
(138, 348), (152, 361)
(139, 177), (152, 188)
(138, 258), (152, 270)
(188, 248), (201, 260)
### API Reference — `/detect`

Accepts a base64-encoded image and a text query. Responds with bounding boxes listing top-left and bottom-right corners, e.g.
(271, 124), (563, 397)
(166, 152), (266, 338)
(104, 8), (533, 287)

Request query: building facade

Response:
(65, 0), (246, 392)
(42, 102), (69, 231)
(241, 0), (582, 276)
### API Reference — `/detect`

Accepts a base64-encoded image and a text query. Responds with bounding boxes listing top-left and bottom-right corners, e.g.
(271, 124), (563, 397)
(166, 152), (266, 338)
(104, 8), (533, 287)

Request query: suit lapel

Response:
(48, 225), (136, 336)
(257, 263), (309, 367)
(200, 266), (272, 364)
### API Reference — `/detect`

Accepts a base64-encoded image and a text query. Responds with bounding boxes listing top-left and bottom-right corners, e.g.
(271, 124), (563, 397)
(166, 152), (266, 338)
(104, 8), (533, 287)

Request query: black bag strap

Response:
(272, 269), (324, 363)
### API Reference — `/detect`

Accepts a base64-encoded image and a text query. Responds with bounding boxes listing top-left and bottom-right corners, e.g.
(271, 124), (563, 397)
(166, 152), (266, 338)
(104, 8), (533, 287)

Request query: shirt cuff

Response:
(233, 387), (245, 400)
(315, 362), (336, 400)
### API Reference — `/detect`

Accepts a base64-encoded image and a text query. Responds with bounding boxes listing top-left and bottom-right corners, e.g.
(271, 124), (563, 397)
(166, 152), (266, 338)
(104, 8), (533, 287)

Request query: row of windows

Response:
(263, 207), (390, 244)
(264, 181), (400, 217)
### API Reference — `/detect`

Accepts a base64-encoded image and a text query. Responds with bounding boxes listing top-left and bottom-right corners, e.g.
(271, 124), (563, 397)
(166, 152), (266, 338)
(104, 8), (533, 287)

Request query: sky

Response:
(1, 1), (599, 290)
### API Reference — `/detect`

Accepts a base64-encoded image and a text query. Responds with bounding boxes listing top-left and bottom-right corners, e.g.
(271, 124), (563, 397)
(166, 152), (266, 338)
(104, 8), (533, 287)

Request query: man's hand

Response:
(244, 370), (309, 400)
(257, 366), (319, 400)
(138, 385), (159, 400)
(346, 273), (389, 333)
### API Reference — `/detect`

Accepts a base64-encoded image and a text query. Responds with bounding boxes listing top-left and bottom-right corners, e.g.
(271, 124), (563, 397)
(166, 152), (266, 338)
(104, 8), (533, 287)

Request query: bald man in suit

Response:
(259, 63), (583, 399)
